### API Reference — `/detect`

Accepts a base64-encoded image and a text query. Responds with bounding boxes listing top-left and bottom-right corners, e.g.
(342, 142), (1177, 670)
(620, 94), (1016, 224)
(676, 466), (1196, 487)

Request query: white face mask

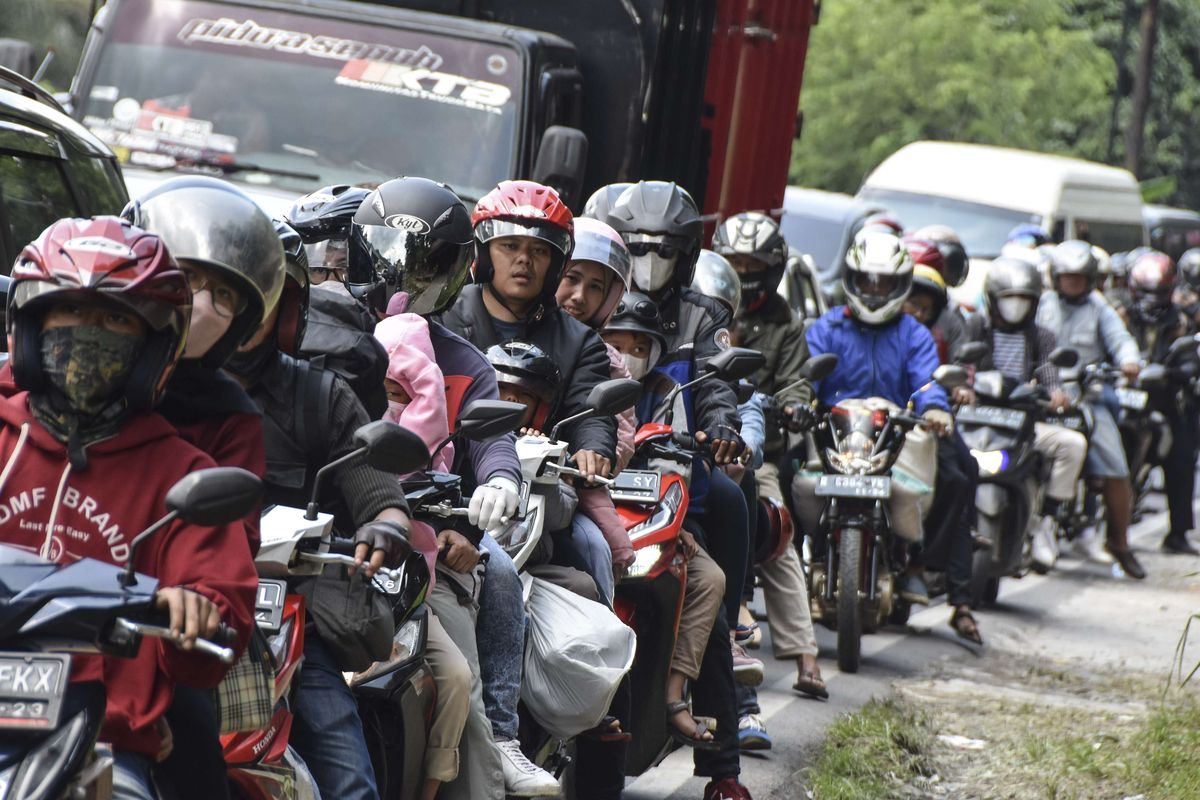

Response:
(996, 296), (1033, 325)
(622, 354), (650, 380)
(184, 291), (233, 359)
(631, 252), (677, 293)
(384, 399), (408, 423)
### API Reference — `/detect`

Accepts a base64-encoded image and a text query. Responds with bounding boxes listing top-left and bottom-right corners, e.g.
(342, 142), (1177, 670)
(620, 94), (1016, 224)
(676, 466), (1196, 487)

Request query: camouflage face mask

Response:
(39, 325), (143, 417)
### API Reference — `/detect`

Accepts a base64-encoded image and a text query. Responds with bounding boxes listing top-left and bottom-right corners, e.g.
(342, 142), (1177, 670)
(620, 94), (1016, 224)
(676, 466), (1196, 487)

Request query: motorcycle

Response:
(0, 467), (260, 799)
(957, 346), (1079, 606)
(794, 358), (966, 673)
(610, 347), (765, 776)
(226, 421), (433, 800)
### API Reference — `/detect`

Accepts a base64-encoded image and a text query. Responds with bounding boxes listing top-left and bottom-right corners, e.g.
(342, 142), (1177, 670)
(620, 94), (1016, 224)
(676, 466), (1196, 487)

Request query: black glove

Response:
(782, 403), (817, 432)
(353, 519), (410, 569)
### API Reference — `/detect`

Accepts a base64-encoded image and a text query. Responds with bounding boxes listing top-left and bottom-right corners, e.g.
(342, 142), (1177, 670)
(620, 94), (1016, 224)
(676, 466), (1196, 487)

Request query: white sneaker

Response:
(496, 738), (561, 797)
(1073, 526), (1114, 565)
(1031, 516), (1059, 572)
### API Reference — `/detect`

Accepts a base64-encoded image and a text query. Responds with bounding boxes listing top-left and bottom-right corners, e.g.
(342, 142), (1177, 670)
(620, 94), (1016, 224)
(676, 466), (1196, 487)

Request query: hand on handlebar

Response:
(351, 516), (410, 578)
(1121, 362), (1141, 381)
(782, 403), (818, 432)
(573, 449), (612, 484)
(1048, 388), (1071, 413)
(437, 529), (481, 573)
(695, 426), (745, 465)
(922, 408), (954, 438)
(952, 385), (976, 406)
(154, 587), (222, 652)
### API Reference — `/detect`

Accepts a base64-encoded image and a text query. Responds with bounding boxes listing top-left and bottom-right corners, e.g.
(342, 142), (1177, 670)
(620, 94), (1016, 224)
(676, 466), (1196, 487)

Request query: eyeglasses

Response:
(182, 266), (247, 318)
(625, 241), (682, 259)
(310, 267), (347, 285)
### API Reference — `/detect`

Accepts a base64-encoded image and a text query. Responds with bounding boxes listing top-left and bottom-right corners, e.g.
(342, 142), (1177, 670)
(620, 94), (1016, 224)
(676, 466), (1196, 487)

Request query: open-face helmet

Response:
(472, 180), (573, 303)
(1048, 239), (1100, 294)
(692, 250), (742, 317)
(565, 216), (631, 327)
(486, 341), (561, 431)
(603, 290), (668, 374)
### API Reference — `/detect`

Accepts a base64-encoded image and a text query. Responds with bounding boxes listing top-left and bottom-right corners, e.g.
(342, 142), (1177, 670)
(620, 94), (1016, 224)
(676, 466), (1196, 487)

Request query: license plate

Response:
(609, 470), (661, 504)
(0, 653), (70, 731)
(956, 405), (1027, 430)
(255, 579), (286, 633)
(1117, 387), (1148, 411)
(815, 474), (892, 499)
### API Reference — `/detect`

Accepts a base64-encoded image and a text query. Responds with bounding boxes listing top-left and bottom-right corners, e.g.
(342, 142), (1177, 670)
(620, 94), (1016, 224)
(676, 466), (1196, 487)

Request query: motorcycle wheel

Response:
(968, 549), (993, 609)
(983, 577), (1000, 606)
(836, 528), (863, 673)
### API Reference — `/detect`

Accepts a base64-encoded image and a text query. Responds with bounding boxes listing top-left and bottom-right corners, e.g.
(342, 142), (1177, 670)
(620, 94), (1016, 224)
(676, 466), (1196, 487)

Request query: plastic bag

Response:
(521, 575), (636, 739)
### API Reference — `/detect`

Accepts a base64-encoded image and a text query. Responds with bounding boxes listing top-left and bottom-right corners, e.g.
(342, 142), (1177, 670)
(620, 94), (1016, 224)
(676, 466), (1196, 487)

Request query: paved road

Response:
(624, 494), (1198, 799)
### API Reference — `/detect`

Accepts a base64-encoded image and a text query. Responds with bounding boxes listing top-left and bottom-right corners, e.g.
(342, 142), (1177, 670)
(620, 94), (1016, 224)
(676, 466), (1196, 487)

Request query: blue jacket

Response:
(805, 307), (949, 414)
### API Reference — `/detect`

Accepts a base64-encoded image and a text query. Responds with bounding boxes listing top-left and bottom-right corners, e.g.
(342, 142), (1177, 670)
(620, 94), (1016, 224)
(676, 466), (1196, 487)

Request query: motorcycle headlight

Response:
(629, 482), (684, 544)
(345, 613), (427, 687)
(824, 448), (890, 475)
(626, 544), (665, 579)
(970, 449), (1009, 475)
(4, 710), (90, 800)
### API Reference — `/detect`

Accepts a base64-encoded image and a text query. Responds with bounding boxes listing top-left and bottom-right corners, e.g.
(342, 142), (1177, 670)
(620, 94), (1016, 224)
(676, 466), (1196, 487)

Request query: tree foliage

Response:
(0, 0), (92, 90)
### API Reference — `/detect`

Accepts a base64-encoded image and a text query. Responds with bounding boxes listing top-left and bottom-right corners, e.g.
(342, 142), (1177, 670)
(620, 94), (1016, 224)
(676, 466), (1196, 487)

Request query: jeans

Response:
(291, 634), (380, 800)
(158, 686), (230, 800)
(1163, 405), (1199, 536)
(112, 750), (157, 800)
(477, 533), (526, 741)
(570, 513), (616, 603)
(919, 434), (975, 607)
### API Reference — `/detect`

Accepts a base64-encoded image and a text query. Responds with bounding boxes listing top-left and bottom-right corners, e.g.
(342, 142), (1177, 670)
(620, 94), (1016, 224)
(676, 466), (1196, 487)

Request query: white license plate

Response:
(1117, 387), (1148, 411)
(0, 653), (70, 730)
(609, 470), (661, 504)
(255, 579), (287, 633)
(815, 474), (892, 499)
(956, 405), (1027, 430)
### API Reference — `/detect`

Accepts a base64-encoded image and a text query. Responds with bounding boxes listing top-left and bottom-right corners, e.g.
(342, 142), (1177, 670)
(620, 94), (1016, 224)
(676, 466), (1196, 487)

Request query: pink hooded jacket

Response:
(374, 313), (454, 581)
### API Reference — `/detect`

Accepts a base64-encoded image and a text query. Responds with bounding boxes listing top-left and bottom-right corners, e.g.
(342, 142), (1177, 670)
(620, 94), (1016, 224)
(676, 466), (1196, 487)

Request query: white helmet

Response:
(842, 230), (913, 325)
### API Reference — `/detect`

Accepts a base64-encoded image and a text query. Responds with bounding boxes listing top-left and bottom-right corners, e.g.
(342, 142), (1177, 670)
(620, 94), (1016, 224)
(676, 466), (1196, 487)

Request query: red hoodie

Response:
(0, 393), (257, 756)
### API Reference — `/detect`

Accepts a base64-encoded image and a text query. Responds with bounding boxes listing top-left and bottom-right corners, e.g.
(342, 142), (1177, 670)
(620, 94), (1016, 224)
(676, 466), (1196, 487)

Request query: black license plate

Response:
(1116, 387), (1148, 411)
(956, 405), (1027, 430)
(815, 474), (892, 499)
(255, 579), (286, 633)
(0, 653), (70, 731)
(609, 470), (661, 503)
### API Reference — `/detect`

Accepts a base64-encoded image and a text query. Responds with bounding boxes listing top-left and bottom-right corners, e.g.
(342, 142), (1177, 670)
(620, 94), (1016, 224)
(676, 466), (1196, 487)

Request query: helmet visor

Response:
(848, 271), (911, 310)
(475, 219), (572, 258)
(352, 224), (472, 316)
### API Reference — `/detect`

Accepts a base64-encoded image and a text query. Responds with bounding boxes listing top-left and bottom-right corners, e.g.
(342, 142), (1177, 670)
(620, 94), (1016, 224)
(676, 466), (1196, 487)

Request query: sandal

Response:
(580, 715), (632, 743)
(949, 607), (984, 646)
(666, 700), (719, 750)
(793, 671), (829, 700)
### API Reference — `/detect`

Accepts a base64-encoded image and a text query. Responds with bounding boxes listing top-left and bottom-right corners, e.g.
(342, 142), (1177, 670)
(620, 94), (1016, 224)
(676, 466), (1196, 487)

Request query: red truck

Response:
(67, 0), (815, 217)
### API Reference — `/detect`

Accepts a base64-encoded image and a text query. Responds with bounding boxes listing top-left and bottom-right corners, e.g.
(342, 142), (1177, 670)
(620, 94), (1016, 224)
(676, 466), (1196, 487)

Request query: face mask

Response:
(384, 399), (409, 423)
(631, 252), (677, 293)
(622, 354), (650, 380)
(996, 296), (1032, 325)
(225, 329), (277, 379)
(184, 291), (233, 359)
(40, 325), (142, 417)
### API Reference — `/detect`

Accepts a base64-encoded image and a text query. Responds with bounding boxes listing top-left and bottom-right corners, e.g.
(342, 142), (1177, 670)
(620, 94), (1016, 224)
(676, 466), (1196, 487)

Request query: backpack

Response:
(299, 285), (389, 419)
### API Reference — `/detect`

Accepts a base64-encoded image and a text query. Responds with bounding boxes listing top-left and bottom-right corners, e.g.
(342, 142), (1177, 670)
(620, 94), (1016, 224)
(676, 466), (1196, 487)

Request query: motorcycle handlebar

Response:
(113, 618), (237, 664)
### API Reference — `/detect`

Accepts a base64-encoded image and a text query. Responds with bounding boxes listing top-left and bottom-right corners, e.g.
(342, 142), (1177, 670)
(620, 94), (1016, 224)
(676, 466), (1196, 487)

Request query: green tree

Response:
(0, 0), (93, 90)
(791, 0), (1115, 195)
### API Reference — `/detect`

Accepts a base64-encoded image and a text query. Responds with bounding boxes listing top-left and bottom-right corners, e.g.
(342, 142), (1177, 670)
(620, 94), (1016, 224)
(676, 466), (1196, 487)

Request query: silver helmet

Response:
(1048, 239), (1099, 291)
(984, 257), (1042, 328)
(124, 176), (285, 367)
(582, 182), (634, 221)
(692, 249), (742, 317)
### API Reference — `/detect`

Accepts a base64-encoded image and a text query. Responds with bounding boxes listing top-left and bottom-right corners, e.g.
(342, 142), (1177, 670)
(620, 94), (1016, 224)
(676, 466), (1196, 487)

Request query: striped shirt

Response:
(992, 331), (1027, 382)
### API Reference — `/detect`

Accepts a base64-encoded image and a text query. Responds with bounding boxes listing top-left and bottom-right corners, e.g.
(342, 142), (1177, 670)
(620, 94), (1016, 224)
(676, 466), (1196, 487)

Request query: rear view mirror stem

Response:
(306, 447), (368, 521)
(121, 510), (179, 587)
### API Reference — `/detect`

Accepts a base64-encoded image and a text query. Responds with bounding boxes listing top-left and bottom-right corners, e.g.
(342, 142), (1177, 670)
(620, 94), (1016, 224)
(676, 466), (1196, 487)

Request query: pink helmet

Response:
(564, 217), (632, 327)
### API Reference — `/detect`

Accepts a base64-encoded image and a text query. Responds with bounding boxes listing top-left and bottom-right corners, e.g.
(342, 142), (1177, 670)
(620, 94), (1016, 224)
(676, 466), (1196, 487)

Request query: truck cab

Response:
(69, 0), (584, 214)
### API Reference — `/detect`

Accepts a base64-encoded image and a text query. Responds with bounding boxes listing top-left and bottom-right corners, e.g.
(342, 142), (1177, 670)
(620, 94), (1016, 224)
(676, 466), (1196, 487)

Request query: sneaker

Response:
(731, 641), (765, 686)
(738, 713), (772, 751)
(897, 572), (930, 605)
(1073, 526), (1113, 565)
(1030, 516), (1059, 573)
(703, 776), (754, 800)
(495, 738), (560, 797)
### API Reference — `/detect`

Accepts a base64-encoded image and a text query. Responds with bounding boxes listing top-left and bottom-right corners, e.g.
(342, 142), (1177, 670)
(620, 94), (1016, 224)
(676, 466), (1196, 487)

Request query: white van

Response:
(857, 141), (1147, 305)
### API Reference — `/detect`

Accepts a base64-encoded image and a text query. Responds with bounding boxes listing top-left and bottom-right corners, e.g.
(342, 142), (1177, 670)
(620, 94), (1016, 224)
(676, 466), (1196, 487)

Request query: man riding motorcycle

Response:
(1036, 240), (1146, 579)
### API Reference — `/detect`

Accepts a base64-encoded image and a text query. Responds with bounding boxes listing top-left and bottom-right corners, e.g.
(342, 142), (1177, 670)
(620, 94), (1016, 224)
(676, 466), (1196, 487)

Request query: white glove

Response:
(468, 476), (521, 532)
(922, 408), (954, 435)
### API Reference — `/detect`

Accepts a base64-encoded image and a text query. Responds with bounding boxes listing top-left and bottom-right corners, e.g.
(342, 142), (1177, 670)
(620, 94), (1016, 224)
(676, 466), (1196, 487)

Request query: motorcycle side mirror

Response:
(354, 421), (430, 474)
(1008, 383), (1040, 403)
(1138, 363), (1169, 391)
(704, 347), (766, 382)
(547, 379), (642, 443)
(1049, 347), (1080, 369)
(735, 379), (756, 405)
(122, 468), (263, 587)
(933, 364), (968, 391)
(531, 125), (588, 209)
(954, 341), (988, 366)
(800, 353), (839, 383)
(457, 400), (528, 442)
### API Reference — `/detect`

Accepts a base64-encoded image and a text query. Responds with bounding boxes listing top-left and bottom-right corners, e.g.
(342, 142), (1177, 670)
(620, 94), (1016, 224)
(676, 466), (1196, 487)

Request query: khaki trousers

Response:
(755, 461), (819, 658)
(423, 612), (473, 782)
(1033, 422), (1088, 502)
(670, 547), (725, 679)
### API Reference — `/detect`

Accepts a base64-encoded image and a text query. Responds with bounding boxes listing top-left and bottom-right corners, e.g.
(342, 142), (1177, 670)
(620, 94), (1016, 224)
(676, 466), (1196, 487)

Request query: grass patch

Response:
(1134, 702), (1200, 798)
(806, 697), (935, 800)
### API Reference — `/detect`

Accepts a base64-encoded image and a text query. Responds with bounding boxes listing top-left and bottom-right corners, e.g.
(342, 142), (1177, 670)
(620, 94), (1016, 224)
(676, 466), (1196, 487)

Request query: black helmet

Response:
(606, 181), (703, 292)
(603, 290), (667, 370)
(123, 175), (285, 368)
(713, 211), (787, 310)
(984, 256), (1042, 330)
(582, 182), (633, 221)
(486, 341), (561, 430)
(287, 184), (370, 244)
(349, 177), (474, 317)
(274, 218), (310, 355)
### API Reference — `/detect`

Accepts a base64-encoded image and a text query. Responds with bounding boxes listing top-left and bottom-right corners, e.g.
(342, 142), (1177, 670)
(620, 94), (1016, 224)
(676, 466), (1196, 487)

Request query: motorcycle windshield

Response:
(79, 0), (522, 201)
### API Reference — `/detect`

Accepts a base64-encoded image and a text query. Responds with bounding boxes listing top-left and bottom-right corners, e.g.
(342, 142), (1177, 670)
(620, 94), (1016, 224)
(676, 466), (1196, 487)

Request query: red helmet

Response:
(472, 180), (574, 297)
(9, 216), (191, 411)
(902, 235), (947, 276)
(1129, 249), (1177, 314)
(862, 214), (905, 237)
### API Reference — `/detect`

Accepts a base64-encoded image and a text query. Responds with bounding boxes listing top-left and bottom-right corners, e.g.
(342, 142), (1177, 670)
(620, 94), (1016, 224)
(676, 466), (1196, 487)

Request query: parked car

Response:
(778, 186), (887, 294)
(1145, 204), (1200, 263)
(0, 67), (128, 270)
